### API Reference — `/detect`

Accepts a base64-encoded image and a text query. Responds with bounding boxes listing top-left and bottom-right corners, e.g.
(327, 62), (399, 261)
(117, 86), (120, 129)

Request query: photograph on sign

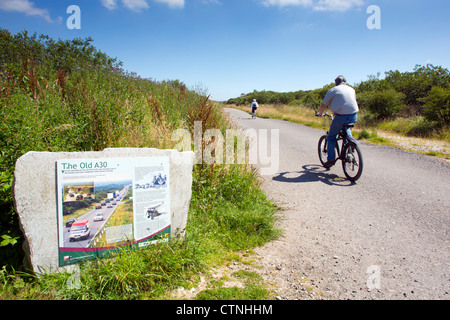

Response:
(56, 157), (170, 266)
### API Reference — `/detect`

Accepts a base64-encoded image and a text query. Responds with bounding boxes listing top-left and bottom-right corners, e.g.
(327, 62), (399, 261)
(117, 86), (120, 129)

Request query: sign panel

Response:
(56, 157), (170, 266)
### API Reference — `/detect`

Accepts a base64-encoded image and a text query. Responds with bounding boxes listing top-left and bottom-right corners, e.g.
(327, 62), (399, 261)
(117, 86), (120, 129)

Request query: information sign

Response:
(56, 157), (170, 266)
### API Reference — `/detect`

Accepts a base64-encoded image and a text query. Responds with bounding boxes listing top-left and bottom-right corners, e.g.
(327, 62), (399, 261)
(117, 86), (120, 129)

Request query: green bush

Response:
(420, 86), (450, 126)
(301, 91), (321, 109)
(385, 64), (450, 106)
(357, 89), (405, 119)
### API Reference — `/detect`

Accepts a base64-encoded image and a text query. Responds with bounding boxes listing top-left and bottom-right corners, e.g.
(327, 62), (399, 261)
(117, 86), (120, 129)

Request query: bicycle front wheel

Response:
(342, 142), (363, 182)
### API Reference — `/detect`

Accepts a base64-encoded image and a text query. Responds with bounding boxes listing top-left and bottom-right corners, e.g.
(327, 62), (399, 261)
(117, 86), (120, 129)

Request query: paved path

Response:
(225, 108), (449, 300)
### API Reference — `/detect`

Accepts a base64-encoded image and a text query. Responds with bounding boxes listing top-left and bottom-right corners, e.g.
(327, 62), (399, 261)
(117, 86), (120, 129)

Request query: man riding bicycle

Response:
(317, 76), (359, 168)
(251, 99), (259, 119)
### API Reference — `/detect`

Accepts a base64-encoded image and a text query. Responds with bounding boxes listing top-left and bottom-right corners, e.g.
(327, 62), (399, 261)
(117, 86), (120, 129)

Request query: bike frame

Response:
(327, 125), (358, 161)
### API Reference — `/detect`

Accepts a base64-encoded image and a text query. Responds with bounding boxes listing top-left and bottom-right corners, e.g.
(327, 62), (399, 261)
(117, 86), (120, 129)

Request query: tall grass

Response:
(0, 65), (199, 267)
(0, 31), (279, 299)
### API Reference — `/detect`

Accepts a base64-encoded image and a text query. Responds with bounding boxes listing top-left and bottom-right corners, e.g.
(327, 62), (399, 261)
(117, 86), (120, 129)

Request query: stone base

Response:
(13, 148), (194, 274)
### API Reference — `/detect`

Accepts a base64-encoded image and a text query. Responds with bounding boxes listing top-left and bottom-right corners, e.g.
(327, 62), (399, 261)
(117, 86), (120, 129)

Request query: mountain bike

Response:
(316, 113), (364, 182)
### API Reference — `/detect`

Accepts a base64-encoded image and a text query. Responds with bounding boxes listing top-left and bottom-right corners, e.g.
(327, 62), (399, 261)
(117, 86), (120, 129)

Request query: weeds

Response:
(1, 29), (279, 300)
(196, 284), (269, 300)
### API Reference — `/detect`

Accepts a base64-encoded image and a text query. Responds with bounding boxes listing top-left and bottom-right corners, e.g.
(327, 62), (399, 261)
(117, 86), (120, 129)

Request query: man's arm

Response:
(319, 87), (335, 116)
(318, 103), (327, 116)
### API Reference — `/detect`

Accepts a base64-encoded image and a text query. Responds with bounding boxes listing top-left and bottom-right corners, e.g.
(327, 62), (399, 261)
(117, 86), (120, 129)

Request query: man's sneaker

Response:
(324, 160), (337, 168)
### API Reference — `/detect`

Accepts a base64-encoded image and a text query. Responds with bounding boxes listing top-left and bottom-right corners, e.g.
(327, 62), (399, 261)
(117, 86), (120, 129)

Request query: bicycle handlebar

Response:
(315, 111), (333, 118)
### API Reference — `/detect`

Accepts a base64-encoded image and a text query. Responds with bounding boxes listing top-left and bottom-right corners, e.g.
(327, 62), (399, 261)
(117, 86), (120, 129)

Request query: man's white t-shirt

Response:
(322, 84), (359, 115)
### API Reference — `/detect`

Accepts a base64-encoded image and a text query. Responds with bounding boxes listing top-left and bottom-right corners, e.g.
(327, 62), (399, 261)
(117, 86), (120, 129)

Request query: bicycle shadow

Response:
(240, 116), (257, 121)
(272, 164), (356, 187)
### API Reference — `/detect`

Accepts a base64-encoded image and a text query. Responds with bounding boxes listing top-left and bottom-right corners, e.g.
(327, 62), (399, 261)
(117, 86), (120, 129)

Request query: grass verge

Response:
(1, 163), (279, 300)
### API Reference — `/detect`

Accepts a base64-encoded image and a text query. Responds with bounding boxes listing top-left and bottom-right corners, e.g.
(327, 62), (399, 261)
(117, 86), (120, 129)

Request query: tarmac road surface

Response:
(225, 107), (449, 300)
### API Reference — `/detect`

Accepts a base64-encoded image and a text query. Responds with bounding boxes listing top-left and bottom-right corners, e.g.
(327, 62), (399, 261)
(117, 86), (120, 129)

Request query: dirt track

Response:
(225, 108), (450, 300)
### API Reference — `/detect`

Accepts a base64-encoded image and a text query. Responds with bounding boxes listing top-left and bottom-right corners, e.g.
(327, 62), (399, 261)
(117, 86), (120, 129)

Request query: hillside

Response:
(0, 29), (278, 299)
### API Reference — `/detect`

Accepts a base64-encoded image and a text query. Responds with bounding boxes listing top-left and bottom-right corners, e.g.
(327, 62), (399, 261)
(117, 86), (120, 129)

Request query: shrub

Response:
(357, 89), (405, 119)
(358, 129), (371, 140)
(384, 64), (450, 106)
(420, 86), (450, 126)
(301, 91), (321, 109)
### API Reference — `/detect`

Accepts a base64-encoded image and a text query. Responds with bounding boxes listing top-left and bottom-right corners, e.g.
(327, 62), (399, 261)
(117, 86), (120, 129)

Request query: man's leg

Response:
(327, 117), (344, 162)
(326, 114), (358, 165)
(345, 114), (358, 138)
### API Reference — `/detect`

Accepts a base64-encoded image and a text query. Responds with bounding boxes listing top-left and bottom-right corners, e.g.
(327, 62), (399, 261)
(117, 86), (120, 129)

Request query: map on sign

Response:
(56, 157), (170, 266)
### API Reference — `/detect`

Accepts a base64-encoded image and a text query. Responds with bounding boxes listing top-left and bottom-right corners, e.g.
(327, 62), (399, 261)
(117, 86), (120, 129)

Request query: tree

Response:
(420, 86), (450, 126)
(384, 64), (450, 106)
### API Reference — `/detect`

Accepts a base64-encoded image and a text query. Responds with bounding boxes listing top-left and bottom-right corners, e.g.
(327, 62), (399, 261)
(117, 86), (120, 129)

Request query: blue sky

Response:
(1, 0), (449, 101)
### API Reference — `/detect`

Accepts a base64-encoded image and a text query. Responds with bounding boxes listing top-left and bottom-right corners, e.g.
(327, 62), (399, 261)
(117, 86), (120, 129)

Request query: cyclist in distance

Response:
(251, 99), (259, 119)
(317, 76), (359, 168)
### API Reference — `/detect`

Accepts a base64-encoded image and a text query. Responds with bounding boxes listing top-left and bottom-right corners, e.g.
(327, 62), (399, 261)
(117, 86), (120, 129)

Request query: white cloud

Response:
(313, 0), (364, 12)
(202, 0), (221, 4)
(262, 0), (365, 12)
(101, 0), (118, 10)
(100, 0), (184, 11)
(0, 0), (54, 22)
(122, 0), (150, 11)
(262, 0), (312, 7)
(153, 0), (184, 9)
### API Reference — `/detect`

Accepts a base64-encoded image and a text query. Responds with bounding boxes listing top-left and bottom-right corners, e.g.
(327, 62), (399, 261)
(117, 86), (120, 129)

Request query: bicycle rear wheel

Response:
(318, 135), (338, 167)
(342, 142), (363, 182)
